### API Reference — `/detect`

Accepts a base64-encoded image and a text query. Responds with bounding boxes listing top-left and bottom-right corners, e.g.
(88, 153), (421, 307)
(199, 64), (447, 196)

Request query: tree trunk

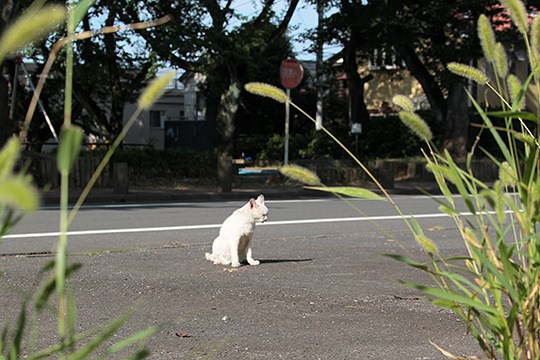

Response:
(0, 63), (11, 146)
(104, 8), (123, 139)
(0, 0), (19, 147)
(343, 31), (371, 128)
(443, 80), (469, 158)
(215, 76), (241, 193)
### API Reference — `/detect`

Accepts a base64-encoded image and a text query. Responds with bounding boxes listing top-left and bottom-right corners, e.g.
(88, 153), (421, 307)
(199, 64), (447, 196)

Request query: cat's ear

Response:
(249, 198), (257, 208)
(256, 194), (265, 205)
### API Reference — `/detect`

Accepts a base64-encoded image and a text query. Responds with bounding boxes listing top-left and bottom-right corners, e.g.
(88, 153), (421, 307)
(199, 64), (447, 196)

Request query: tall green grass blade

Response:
(56, 125), (83, 174)
(441, 151), (476, 214)
(468, 91), (513, 164)
(1, 327), (7, 356)
(383, 254), (430, 271)
(73, 0), (96, 27)
(69, 310), (134, 360)
(9, 305), (26, 360)
(486, 111), (540, 123)
(433, 270), (481, 298)
(122, 349), (150, 360)
(469, 246), (520, 302)
(400, 281), (498, 314)
(303, 186), (385, 200)
(105, 326), (159, 356)
(35, 263), (82, 311)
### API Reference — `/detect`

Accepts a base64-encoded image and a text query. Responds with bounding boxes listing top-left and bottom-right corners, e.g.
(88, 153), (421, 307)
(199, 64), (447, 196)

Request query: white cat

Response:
(205, 194), (268, 267)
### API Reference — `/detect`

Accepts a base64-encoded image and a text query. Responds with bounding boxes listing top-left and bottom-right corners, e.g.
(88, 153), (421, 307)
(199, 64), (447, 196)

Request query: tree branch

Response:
(252, 0), (275, 27)
(265, 0), (300, 48)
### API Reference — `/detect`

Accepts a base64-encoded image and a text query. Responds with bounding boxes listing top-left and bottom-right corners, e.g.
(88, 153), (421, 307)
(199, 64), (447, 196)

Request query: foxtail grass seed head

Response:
(514, 132), (535, 146)
(279, 164), (321, 186)
(392, 95), (415, 112)
(447, 62), (489, 84)
(398, 111), (433, 141)
(507, 74), (525, 109)
(494, 42), (509, 78)
(416, 234), (438, 255)
(244, 82), (287, 104)
(478, 14), (497, 63)
(0, 5), (66, 62)
(500, 0), (529, 34)
(138, 70), (176, 110)
(499, 161), (517, 187)
(532, 16), (540, 54)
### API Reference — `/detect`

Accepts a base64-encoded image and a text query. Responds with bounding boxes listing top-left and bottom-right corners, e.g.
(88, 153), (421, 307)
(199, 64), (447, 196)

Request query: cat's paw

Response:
(248, 259), (260, 266)
(231, 262), (241, 268)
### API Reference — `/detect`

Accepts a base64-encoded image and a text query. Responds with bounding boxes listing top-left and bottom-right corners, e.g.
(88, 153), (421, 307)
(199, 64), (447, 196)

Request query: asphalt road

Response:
(1, 194), (482, 359)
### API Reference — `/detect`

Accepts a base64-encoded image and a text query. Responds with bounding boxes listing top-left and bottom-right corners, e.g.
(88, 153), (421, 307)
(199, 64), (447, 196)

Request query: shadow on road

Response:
(259, 258), (313, 264)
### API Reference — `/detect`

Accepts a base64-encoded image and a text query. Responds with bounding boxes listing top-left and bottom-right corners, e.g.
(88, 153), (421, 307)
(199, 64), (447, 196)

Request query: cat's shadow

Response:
(258, 258), (313, 264)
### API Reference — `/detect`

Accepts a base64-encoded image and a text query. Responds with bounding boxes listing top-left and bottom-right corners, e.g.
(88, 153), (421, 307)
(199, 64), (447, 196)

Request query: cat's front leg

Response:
(246, 248), (260, 266)
(230, 239), (242, 267)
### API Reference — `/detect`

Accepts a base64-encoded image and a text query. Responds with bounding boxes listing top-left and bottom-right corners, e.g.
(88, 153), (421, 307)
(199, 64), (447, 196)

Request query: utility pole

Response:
(315, 0), (324, 130)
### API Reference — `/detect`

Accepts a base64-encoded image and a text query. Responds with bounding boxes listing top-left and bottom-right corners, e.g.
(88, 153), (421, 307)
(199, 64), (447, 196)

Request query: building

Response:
(122, 71), (214, 150)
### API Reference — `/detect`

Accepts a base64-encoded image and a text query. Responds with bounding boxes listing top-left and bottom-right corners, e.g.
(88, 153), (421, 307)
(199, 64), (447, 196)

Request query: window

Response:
(150, 110), (165, 128)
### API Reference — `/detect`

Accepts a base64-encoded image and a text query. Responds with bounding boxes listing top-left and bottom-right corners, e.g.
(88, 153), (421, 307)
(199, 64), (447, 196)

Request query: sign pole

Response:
(284, 89), (290, 165)
(280, 59), (303, 166)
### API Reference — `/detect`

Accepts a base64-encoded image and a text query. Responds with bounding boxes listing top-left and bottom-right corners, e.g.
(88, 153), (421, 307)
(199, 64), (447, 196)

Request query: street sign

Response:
(280, 59), (304, 89)
(351, 123), (362, 134)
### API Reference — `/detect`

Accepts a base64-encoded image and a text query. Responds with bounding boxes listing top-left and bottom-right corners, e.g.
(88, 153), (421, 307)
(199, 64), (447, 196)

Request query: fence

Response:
(29, 155), (500, 190)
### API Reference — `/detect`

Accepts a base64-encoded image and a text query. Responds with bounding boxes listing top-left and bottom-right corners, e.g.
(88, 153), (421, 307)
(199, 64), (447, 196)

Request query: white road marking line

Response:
(3, 211), (481, 240)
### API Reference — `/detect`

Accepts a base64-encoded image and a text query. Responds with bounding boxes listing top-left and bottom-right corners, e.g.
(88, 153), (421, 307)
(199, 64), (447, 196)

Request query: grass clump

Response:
(0, 1), (171, 358)
(247, 1), (540, 358)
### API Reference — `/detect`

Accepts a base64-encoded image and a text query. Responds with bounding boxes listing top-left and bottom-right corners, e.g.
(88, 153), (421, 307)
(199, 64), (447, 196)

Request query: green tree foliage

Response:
(315, 0), (529, 157)
(121, 0), (300, 191)
(0, 0), (162, 150)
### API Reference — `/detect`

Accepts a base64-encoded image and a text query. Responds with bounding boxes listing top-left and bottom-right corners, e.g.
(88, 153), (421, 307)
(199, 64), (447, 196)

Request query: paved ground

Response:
(0, 181), (484, 359)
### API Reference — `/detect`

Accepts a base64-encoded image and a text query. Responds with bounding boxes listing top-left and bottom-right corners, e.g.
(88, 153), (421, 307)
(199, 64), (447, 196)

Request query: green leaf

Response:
(57, 125), (83, 174)
(486, 110), (540, 123)
(468, 90), (512, 164)
(0, 177), (39, 212)
(400, 280), (498, 314)
(73, 0), (96, 27)
(35, 263), (82, 311)
(443, 150), (476, 214)
(383, 254), (429, 271)
(105, 326), (159, 355)
(469, 246), (519, 302)
(9, 304), (26, 360)
(304, 186), (384, 200)
(69, 310), (134, 360)
(0, 138), (20, 177)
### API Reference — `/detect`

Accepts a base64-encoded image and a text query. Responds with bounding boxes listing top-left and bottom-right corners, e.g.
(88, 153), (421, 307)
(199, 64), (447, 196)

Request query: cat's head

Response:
(249, 194), (268, 223)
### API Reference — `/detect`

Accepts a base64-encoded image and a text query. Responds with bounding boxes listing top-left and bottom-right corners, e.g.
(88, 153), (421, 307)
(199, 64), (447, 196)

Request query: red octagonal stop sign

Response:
(280, 59), (304, 89)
